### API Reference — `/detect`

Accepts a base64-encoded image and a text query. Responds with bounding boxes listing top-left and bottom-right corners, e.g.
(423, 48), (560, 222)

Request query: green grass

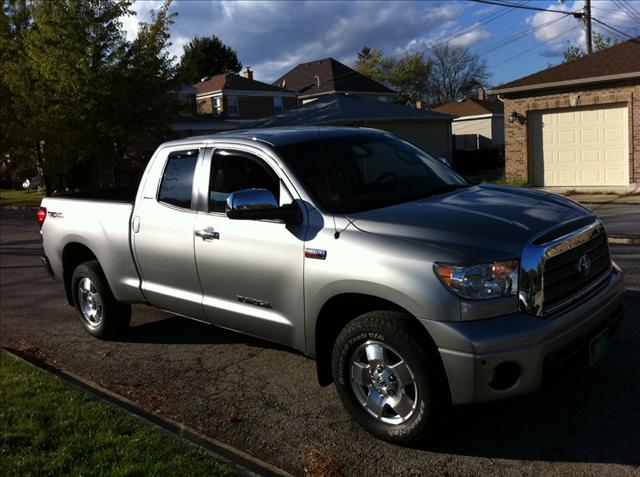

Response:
(0, 353), (236, 477)
(0, 189), (45, 207)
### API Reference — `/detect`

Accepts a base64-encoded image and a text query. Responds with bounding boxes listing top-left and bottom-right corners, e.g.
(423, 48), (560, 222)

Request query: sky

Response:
(122, 0), (640, 88)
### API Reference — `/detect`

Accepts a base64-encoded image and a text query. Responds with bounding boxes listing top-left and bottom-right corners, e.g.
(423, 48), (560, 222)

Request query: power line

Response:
(613, 0), (640, 23)
(469, 0), (583, 17)
(492, 23), (581, 67)
(417, 1), (527, 54)
(591, 16), (640, 42)
(622, 0), (640, 18)
(477, 15), (568, 56)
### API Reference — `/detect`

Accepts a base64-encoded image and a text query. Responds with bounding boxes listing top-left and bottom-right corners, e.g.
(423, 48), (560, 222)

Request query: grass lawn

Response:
(0, 189), (45, 207)
(0, 353), (235, 477)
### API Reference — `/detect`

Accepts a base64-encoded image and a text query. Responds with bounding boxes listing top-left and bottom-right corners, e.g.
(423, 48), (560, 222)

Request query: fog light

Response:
(489, 361), (520, 390)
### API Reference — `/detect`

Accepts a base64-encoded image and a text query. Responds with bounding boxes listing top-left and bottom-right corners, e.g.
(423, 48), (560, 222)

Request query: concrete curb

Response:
(608, 236), (640, 246)
(1, 347), (294, 477)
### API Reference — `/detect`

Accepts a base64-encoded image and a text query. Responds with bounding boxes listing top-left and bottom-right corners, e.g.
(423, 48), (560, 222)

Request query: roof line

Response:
(489, 71), (640, 94)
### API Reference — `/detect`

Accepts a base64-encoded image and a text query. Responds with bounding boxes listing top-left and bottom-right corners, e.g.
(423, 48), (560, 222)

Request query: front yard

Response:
(0, 352), (235, 477)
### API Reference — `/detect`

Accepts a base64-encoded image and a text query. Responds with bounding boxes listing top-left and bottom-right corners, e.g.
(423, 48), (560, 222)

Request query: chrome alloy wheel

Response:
(77, 277), (103, 330)
(349, 340), (418, 425)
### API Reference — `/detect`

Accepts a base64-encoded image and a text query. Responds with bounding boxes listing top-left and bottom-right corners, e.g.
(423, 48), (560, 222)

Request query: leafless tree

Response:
(427, 43), (489, 106)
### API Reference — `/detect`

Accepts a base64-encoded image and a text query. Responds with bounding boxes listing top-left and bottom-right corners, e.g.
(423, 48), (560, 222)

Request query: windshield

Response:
(276, 133), (467, 213)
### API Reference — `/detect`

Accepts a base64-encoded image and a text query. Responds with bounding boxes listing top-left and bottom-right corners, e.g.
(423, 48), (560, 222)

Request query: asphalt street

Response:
(1, 209), (639, 476)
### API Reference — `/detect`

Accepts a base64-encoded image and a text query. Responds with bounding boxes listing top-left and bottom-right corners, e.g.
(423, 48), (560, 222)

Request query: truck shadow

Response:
(427, 289), (640, 465)
(121, 314), (293, 353)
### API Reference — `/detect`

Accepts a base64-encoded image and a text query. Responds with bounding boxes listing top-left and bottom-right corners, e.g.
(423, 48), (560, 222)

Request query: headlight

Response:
(434, 260), (519, 300)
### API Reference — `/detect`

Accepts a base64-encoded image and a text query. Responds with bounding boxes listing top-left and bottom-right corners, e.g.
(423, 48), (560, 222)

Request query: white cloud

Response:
(450, 28), (492, 48)
(529, 1), (639, 55)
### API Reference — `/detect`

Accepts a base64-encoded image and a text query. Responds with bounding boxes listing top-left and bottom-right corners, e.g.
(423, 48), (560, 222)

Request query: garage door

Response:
(529, 104), (629, 186)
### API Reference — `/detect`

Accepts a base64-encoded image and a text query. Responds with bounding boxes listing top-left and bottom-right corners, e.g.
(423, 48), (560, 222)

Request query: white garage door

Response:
(529, 104), (629, 186)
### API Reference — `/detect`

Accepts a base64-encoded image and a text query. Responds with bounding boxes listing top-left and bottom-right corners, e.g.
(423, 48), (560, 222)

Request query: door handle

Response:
(195, 227), (219, 241)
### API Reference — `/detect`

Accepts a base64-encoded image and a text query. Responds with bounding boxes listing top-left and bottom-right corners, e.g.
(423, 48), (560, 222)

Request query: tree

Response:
(562, 32), (618, 62)
(355, 46), (432, 104)
(1, 0), (178, 192)
(176, 35), (241, 84)
(427, 43), (489, 106)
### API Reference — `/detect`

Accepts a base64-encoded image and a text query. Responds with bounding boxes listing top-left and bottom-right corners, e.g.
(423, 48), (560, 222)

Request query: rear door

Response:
(193, 146), (307, 350)
(132, 146), (205, 319)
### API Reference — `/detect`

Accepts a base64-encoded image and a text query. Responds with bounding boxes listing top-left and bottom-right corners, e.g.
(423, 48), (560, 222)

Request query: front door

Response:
(193, 148), (307, 350)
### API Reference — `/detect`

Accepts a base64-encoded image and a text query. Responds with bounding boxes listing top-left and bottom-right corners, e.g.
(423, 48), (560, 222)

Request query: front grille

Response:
(542, 231), (610, 313)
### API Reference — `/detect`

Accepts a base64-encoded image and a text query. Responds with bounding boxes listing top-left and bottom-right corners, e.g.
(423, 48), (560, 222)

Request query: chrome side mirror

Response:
(227, 188), (279, 212)
(226, 188), (301, 224)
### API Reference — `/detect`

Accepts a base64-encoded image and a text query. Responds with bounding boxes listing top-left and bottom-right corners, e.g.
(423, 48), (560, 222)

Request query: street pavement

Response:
(1, 209), (639, 476)
(585, 204), (640, 237)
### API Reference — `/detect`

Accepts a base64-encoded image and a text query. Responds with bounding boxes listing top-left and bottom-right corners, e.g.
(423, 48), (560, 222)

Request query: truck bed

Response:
(49, 185), (138, 203)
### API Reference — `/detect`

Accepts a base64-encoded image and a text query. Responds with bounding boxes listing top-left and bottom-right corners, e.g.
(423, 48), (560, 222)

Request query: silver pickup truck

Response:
(39, 127), (625, 444)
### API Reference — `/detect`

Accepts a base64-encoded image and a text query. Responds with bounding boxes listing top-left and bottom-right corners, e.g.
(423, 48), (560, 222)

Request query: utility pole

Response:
(584, 0), (593, 54)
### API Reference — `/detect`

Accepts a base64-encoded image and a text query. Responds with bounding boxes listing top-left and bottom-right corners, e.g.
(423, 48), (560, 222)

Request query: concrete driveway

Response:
(1, 210), (639, 476)
(585, 204), (640, 237)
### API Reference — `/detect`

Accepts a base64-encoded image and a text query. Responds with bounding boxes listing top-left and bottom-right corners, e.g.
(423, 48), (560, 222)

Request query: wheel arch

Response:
(313, 293), (443, 388)
(62, 242), (98, 305)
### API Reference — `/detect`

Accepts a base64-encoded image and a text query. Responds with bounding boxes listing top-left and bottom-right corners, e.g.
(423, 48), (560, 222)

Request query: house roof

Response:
(432, 98), (503, 117)
(272, 58), (395, 97)
(248, 93), (451, 128)
(491, 36), (640, 94)
(194, 73), (292, 95)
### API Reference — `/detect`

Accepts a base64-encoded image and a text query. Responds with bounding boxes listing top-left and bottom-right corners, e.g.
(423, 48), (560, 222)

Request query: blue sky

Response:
(123, 0), (640, 87)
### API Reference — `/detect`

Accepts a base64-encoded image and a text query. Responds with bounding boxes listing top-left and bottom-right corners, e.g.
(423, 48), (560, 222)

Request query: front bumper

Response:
(422, 266), (625, 404)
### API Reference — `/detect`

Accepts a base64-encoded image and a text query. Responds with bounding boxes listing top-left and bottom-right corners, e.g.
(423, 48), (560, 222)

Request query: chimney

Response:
(478, 87), (486, 101)
(243, 67), (253, 80)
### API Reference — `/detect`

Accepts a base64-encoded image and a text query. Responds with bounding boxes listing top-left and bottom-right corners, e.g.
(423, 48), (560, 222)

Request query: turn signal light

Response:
(37, 207), (47, 227)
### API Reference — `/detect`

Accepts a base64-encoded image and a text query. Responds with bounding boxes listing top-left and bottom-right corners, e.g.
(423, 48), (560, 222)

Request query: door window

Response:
(158, 149), (199, 209)
(208, 151), (279, 213)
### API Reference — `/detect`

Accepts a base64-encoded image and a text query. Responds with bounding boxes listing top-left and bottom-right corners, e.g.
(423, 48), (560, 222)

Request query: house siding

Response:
(196, 94), (298, 119)
(503, 84), (640, 184)
(371, 121), (452, 160)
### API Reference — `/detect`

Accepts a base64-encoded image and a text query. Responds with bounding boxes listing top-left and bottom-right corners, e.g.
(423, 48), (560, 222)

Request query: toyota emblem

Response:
(577, 254), (592, 275)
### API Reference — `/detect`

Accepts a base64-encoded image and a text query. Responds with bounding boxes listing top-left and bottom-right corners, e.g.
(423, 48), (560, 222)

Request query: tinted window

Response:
(277, 134), (466, 213)
(209, 151), (279, 213)
(158, 149), (199, 209)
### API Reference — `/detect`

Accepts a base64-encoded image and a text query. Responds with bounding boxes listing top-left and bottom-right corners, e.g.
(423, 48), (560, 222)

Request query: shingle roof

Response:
(248, 93), (451, 128)
(432, 98), (503, 117)
(272, 58), (395, 97)
(492, 36), (640, 93)
(194, 73), (292, 95)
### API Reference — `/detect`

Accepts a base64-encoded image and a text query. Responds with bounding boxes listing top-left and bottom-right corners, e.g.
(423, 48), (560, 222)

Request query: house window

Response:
(274, 96), (284, 113)
(213, 97), (223, 116)
(227, 96), (239, 116)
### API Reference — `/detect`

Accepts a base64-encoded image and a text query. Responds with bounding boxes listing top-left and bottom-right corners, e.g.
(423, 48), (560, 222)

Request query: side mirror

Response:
(226, 188), (302, 225)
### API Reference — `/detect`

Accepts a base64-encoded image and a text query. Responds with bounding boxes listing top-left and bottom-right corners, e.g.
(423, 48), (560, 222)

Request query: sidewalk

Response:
(565, 194), (640, 205)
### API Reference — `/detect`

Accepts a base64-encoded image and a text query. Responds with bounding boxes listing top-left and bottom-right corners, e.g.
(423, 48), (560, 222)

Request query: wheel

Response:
(71, 260), (131, 339)
(332, 311), (448, 445)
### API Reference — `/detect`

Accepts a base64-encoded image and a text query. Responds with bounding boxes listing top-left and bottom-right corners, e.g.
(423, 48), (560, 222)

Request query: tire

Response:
(331, 311), (448, 445)
(71, 260), (131, 339)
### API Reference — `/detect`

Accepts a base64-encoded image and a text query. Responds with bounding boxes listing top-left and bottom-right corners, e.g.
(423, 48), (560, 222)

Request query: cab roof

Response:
(160, 126), (386, 148)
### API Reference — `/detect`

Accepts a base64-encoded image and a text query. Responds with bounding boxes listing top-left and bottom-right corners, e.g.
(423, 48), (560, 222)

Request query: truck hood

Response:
(348, 184), (595, 263)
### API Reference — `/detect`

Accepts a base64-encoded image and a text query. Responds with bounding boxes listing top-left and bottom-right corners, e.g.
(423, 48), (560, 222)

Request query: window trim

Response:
(206, 148), (282, 215)
(156, 148), (202, 212)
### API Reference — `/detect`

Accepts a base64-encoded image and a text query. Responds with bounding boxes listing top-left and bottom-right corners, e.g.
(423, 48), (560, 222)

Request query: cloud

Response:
(529, 1), (639, 56)
(449, 28), (492, 48)
(123, 0), (485, 82)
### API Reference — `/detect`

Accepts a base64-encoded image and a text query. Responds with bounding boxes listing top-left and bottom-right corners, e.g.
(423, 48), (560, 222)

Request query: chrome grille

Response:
(542, 232), (610, 313)
(519, 221), (610, 317)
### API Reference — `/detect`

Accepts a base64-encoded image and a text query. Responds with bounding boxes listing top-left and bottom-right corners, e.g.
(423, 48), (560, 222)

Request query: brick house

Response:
(272, 57), (396, 104)
(490, 37), (640, 188)
(194, 69), (298, 120)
